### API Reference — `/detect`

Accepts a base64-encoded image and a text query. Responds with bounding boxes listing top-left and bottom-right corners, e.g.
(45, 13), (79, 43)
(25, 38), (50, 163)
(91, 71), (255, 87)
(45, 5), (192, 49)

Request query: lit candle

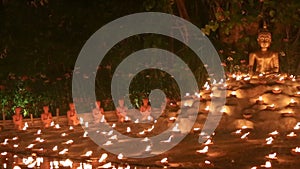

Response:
(269, 130), (279, 136)
(36, 129), (42, 135)
(126, 127), (131, 133)
(220, 106), (227, 114)
(265, 152), (277, 160)
(83, 131), (88, 138)
(64, 140), (74, 145)
(145, 145), (152, 152)
(266, 137), (274, 145)
(147, 125), (155, 132)
(160, 157), (168, 164)
(233, 129), (242, 135)
(61, 133), (67, 137)
(109, 135), (117, 140)
(266, 104), (275, 110)
(276, 76), (285, 84)
(291, 147), (300, 155)
(1, 139), (8, 145)
(103, 141), (113, 146)
(204, 139), (213, 145)
(117, 153), (123, 160)
(124, 116), (130, 122)
(294, 122), (300, 130)
(54, 124), (60, 129)
(230, 91), (237, 97)
(141, 137), (150, 142)
(59, 148), (68, 155)
(160, 135), (174, 143)
(169, 116), (176, 121)
(287, 132), (297, 138)
(261, 161), (272, 168)
(193, 127), (200, 132)
(82, 151), (93, 157)
(52, 146), (58, 151)
(241, 132), (250, 139)
(26, 144), (35, 149)
(98, 153), (108, 163)
(289, 98), (297, 106)
(256, 96), (264, 104)
(204, 105), (210, 112)
(196, 146), (209, 154)
(272, 87), (281, 94)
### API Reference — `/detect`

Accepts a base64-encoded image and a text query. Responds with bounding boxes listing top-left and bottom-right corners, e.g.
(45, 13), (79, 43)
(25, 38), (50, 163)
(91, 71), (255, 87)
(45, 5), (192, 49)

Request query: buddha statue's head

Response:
(257, 22), (272, 49)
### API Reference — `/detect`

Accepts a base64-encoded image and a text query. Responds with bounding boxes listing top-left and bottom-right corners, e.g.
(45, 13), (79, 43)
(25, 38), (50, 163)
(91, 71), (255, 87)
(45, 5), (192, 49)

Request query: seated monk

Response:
(249, 23), (279, 75)
(116, 98), (128, 122)
(67, 103), (80, 126)
(41, 105), (53, 128)
(139, 98), (152, 121)
(12, 107), (23, 130)
(92, 100), (105, 123)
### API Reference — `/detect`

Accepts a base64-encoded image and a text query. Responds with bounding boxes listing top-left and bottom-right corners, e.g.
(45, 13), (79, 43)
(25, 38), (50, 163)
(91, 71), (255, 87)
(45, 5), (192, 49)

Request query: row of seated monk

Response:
(12, 98), (152, 130)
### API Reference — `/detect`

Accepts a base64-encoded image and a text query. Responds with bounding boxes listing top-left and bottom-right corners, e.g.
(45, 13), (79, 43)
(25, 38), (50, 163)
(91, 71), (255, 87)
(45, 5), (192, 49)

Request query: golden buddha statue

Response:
(249, 23), (279, 74)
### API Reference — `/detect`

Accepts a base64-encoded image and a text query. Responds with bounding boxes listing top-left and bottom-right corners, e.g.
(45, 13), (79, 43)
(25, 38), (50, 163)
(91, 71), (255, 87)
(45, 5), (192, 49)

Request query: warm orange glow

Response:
(160, 157), (168, 164)
(196, 146), (208, 154)
(265, 152), (277, 160)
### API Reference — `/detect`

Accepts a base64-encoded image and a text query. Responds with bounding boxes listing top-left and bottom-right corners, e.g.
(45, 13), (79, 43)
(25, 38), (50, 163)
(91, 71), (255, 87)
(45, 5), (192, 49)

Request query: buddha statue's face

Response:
(257, 32), (272, 49)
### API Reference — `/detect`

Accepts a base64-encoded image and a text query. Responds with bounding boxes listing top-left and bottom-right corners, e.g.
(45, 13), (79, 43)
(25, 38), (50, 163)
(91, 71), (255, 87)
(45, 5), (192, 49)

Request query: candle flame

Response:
(266, 137), (274, 145)
(26, 144), (35, 149)
(126, 127), (131, 133)
(98, 153), (108, 163)
(141, 137), (150, 142)
(59, 148), (68, 155)
(266, 152), (277, 160)
(196, 146), (209, 154)
(261, 161), (272, 168)
(241, 132), (250, 139)
(160, 157), (168, 164)
(269, 130), (279, 136)
(204, 139), (213, 145)
(172, 123), (180, 132)
(54, 124), (60, 129)
(287, 132), (297, 137)
(36, 129), (41, 135)
(82, 151), (93, 157)
(59, 159), (73, 167)
(147, 125), (155, 132)
(83, 131), (88, 137)
(64, 140), (74, 145)
(205, 106), (210, 111)
(290, 98), (296, 104)
(294, 122), (300, 130)
(145, 145), (152, 152)
(117, 153), (123, 160)
(292, 147), (300, 153)
(103, 141), (113, 146)
(52, 146), (58, 151)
